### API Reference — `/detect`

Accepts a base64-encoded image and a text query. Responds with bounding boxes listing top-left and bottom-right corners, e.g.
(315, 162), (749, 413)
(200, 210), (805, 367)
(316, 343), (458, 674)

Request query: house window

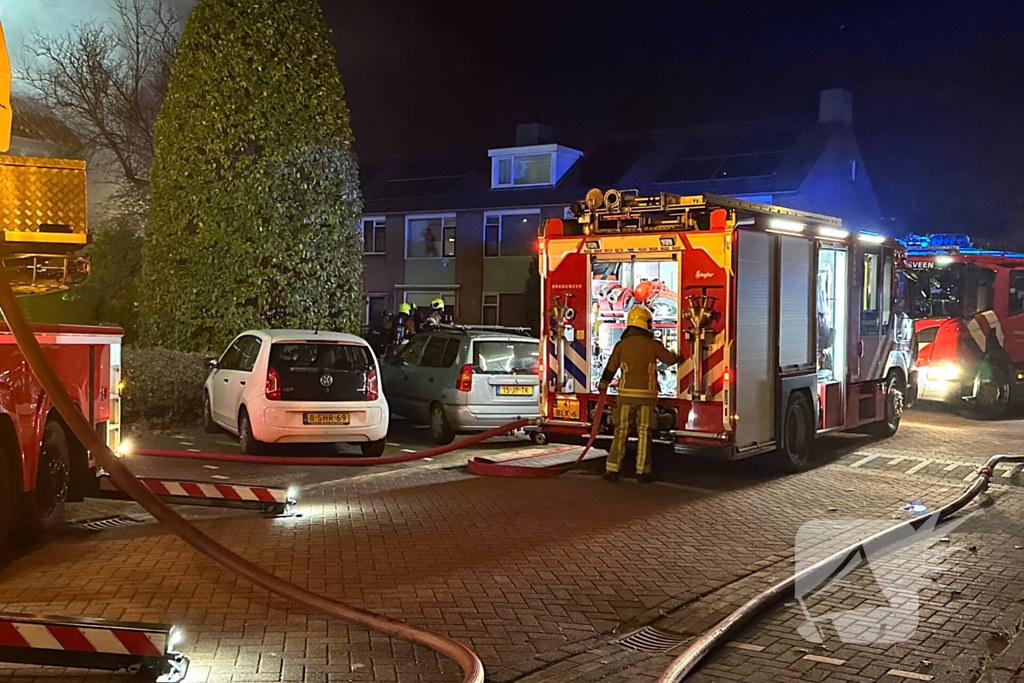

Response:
(363, 217), (386, 255)
(492, 153), (553, 187)
(407, 216), (456, 258)
(403, 290), (457, 315)
(484, 211), (540, 257)
(482, 294), (499, 325)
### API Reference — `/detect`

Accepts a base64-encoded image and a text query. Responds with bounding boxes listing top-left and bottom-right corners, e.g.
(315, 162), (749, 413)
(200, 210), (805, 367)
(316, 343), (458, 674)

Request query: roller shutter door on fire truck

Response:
(735, 231), (777, 447)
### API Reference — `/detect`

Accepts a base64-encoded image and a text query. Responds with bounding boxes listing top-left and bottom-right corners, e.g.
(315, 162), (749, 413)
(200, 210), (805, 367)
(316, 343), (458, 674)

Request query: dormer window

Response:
(489, 144), (583, 189)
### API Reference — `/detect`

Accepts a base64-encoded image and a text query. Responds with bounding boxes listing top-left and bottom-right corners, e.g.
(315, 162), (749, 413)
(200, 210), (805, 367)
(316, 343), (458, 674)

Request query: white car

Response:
(203, 330), (389, 456)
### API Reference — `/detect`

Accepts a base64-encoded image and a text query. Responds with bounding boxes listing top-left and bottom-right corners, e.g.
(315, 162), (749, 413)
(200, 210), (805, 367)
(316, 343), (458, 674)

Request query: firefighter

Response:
(393, 303), (416, 345)
(598, 306), (679, 483)
(425, 297), (449, 327)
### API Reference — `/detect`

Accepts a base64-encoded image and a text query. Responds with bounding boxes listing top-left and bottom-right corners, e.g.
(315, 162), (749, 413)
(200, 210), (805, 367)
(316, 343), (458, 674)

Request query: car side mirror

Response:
(208, 358), (219, 370)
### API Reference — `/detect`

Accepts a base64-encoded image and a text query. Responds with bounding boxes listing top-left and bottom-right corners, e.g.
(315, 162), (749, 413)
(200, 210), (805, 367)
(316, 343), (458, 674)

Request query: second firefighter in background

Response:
(598, 306), (679, 483)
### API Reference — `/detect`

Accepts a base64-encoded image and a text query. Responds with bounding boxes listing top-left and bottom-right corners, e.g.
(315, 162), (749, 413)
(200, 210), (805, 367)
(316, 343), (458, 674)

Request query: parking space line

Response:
(803, 654), (846, 665)
(888, 457), (906, 467)
(1002, 464), (1023, 478)
(963, 468), (981, 481)
(885, 670), (934, 681)
(941, 463), (962, 472)
(850, 454), (882, 468)
(725, 642), (765, 652)
(904, 460), (932, 475)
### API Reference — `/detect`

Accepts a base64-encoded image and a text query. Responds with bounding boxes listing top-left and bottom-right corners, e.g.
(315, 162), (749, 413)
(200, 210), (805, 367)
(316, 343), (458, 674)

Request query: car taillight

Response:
(266, 366), (281, 400)
(366, 367), (379, 401)
(456, 364), (473, 392)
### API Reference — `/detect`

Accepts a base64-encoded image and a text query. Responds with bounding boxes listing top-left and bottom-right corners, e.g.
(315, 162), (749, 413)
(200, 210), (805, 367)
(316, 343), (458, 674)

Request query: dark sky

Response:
(321, 0), (1024, 240)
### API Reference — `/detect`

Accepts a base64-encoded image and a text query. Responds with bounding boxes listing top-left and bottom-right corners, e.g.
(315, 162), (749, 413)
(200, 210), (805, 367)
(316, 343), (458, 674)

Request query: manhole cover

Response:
(74, 516), (146, 531)
(615, 626), (691, 653)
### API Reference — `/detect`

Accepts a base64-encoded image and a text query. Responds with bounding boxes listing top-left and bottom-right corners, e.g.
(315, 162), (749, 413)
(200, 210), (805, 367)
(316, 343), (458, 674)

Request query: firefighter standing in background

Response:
(598, 306), (679, 483)
(394, 303), (416, 344)
(425, 297), (450, 326)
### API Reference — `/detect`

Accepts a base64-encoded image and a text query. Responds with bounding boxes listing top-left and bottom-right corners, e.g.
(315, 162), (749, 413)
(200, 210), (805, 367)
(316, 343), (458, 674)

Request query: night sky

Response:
(322, 0), (1024, 241)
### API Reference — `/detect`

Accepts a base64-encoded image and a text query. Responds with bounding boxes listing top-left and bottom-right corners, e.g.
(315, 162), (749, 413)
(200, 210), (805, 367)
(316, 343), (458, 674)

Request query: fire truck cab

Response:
(539, 190), (915, 471)
(904, 234), (1024, 418)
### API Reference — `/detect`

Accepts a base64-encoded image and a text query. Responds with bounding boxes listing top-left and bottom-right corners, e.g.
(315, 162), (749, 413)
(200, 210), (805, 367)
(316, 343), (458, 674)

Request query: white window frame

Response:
(490, 153), (554, 188)
(482, 293), (500, 325)
(400, 289), (458, 317)
(405, 213), (457, 259)
(362, 216), (386, 255)
(483, 208), (541, 258)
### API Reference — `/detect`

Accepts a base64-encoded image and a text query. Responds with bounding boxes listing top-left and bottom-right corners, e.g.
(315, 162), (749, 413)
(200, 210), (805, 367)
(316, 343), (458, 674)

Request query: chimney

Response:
(515, 123), (555, 146)
(819, 89), (853, 124)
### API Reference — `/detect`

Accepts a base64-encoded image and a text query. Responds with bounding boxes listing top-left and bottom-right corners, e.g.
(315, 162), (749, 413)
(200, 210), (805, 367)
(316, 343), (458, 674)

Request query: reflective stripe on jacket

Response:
(600, 326), (679, 406)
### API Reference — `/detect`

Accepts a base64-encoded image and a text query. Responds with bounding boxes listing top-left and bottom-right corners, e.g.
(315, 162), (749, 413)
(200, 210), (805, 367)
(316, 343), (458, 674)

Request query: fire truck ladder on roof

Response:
(574, 189), (843, 234)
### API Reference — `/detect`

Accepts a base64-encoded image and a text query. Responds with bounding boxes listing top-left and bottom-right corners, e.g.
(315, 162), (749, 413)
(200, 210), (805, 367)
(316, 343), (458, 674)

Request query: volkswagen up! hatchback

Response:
(204, 330), (389, 455)
(380, 327), (540, 444)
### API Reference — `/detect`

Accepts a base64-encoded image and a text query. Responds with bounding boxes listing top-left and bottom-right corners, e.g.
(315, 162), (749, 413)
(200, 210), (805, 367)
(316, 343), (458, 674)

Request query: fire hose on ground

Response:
(656, 452), (1024, 683)
(0, 260), (607, 683)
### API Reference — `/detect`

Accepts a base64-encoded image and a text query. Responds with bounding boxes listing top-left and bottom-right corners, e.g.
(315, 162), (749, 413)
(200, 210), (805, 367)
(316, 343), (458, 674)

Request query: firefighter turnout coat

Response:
(599, 327), (679, 405)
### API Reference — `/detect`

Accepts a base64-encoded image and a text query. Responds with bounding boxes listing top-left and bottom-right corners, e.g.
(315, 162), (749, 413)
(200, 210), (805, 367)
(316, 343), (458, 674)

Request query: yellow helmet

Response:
(431, 297), (445, 311)
(398, 303), (412, 315)
(626, 306), (652, 330)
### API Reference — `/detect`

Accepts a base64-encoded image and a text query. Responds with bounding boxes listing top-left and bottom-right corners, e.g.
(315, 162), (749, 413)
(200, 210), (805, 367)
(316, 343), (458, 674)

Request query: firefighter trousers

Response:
(606, 402), (654, 475)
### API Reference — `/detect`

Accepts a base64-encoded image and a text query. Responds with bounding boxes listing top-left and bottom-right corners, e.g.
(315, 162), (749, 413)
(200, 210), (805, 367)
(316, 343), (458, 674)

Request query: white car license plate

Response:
(303, 412), (350, 425)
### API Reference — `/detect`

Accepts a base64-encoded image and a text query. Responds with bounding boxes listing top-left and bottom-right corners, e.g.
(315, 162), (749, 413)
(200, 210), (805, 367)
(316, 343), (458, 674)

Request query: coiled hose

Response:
(0, 270), (488, 683)
(656, 453), (1024, 683)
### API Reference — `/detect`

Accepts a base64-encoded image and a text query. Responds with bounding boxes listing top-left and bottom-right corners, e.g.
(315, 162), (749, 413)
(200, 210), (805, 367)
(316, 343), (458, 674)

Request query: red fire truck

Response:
(904, 234), (1024, 419)
(0, 27), (123, 551)
(538, 190), (916, 471)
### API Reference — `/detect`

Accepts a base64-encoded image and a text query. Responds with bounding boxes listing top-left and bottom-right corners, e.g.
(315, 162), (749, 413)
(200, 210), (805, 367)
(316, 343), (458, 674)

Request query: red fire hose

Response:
(0, 270), (486, 683)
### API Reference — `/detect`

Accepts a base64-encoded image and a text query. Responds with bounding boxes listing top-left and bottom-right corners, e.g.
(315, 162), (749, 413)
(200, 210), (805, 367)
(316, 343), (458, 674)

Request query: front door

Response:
(211, 338), (245, 425)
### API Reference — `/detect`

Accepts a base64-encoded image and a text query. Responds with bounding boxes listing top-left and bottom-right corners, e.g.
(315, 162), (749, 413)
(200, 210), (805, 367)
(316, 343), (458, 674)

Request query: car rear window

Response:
(270, 342), (374, 402)
(472, 340), (539, 374)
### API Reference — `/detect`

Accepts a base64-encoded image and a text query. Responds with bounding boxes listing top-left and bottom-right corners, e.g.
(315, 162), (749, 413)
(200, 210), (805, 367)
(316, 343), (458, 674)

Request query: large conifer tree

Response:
(141, 0), (362, 351)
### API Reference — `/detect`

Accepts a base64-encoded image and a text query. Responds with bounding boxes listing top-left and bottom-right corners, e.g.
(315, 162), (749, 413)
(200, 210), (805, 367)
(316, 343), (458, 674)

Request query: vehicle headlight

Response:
(926, 364), (960, 381)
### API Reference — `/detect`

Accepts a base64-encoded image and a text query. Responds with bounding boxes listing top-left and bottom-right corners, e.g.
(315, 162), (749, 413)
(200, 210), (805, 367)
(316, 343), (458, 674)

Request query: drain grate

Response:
(615, 626), (691, 653)
(74, 516), (146, 531)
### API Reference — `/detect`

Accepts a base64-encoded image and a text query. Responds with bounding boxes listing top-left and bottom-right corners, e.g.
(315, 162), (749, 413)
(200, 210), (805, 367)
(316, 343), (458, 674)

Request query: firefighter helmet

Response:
(398, 303), (412, 315)
(431, 297), (445, 311)
(626, 306), (653, 330)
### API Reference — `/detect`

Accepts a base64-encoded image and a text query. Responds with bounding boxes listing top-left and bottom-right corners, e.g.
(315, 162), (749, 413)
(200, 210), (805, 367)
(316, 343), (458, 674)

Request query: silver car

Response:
(380, 327), (542, 444)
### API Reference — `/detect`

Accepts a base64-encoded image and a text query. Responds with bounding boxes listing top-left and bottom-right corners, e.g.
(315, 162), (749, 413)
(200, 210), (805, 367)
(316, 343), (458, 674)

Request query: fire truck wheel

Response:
(203, 392), (221, 434)
(771, 392), (813, 474)
(27, 421), (71, 535)
(961, 362), (1010, 420)
(0, 453), (15, 550)
(429, 403), (455, 445)
(866, 372), (905, 438)
(238, 408), (266, 455)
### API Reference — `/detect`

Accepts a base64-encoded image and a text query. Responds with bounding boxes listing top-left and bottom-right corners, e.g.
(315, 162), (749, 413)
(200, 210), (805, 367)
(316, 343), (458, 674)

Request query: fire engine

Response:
(0, 24), (123, 551)
(904, 233), (1024, 419)
(538, 190), (916, 471)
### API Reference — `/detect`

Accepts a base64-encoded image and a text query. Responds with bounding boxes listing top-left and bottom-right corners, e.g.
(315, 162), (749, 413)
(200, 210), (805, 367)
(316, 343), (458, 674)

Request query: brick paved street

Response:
(2, 406), (1024, 683)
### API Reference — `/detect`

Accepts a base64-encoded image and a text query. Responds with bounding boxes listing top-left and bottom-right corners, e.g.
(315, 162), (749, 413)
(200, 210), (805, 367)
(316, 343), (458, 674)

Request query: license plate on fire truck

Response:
(303, 412), (350, 425)
(552, 396), (580, 420)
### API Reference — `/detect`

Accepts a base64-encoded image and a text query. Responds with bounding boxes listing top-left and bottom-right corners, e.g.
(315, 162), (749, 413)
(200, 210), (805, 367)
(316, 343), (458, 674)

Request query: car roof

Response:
(431, 330), (538, 342)
(251, 329), (368, 344)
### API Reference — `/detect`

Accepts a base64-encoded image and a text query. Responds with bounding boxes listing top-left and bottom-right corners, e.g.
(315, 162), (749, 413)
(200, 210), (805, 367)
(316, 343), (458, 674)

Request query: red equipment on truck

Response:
(538, 190), (916, 471)
(904, 233), (1024, 418)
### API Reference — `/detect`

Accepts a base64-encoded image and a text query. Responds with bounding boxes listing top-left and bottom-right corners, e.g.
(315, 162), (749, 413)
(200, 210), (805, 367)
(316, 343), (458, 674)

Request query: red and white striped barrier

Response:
(0, 612), (187, 681)
(97, 475), (295, 513)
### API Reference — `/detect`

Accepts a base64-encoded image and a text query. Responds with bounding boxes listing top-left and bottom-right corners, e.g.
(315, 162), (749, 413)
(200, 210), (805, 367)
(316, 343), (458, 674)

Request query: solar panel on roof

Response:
(579, 140), (646, 187)
(654, 127), (803, 183)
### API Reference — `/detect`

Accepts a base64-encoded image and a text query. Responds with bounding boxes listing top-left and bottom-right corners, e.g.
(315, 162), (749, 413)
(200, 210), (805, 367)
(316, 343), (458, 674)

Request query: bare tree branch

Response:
(20, 0), (180, 188)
